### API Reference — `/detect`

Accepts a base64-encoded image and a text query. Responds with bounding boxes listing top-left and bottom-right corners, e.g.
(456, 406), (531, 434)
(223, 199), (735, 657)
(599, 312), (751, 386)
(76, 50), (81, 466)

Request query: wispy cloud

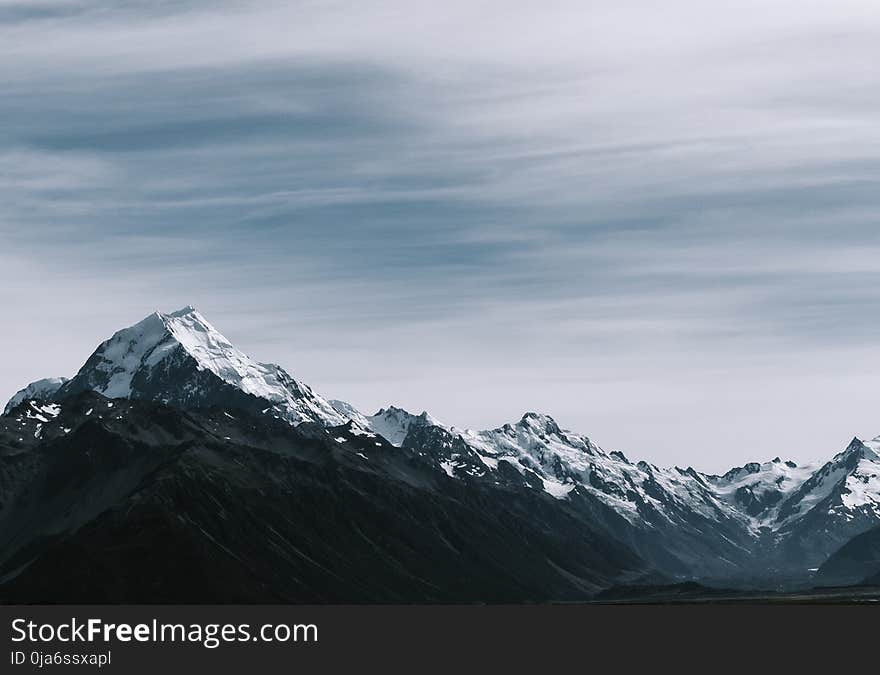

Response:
(2, 1), (880, 470)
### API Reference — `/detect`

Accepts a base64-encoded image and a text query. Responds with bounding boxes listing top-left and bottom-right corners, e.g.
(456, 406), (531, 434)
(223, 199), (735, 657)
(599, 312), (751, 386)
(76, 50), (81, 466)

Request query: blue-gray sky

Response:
(2, 0), (880, 471)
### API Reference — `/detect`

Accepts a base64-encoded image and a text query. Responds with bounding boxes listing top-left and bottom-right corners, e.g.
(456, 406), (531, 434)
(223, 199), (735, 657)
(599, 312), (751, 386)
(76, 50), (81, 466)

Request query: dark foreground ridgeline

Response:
(2, 392), (880, 603)
(0, 393), (644, 603)
(3, 307), (880, 603)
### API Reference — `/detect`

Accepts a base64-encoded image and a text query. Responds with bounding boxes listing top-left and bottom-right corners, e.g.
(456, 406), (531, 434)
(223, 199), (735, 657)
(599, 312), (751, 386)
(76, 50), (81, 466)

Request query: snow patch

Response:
(3, 377), (68, 415)
(366, 406), (443, 446)
(440, 461), (456, 478)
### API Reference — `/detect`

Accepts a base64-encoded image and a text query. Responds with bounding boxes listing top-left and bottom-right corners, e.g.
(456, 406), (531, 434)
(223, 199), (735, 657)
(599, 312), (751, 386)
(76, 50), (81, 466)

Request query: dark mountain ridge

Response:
(0, 393), (645, 602)
(3, 306), (880, 602)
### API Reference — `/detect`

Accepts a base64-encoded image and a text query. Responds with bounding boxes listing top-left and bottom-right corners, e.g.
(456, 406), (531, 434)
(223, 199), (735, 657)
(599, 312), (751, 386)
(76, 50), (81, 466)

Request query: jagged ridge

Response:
(53, 307), (347, 427)
(4, 307), (880, 587)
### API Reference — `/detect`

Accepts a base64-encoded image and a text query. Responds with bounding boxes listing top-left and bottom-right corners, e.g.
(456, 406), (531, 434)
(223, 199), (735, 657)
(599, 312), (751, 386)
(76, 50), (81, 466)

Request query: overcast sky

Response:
(2, 1), (880, 471)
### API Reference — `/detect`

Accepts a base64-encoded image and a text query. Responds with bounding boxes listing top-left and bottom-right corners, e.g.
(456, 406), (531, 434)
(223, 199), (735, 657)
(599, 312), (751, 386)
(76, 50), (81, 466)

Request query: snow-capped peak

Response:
(819, 437), (880, 470)
(3, 377), (69, 415)
(158, 306), (285, 401)
(364, 406), (443, 446)
(166, 305), (198, 318)
(710, 457), (819, 524)
(55, 307), (348, 427)
(517, 411), (562, 435)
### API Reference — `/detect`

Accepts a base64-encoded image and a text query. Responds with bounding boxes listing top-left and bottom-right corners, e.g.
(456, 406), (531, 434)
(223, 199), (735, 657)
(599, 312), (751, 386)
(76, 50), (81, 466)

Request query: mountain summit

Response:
(3, 377), (68, 415)
(55, 306), (347, 427)
(4, 306), (880, 591)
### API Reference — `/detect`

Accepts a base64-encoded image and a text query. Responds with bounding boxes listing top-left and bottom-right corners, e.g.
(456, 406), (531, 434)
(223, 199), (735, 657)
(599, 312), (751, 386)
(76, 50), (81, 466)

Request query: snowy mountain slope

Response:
(329, 399), (372, 429)
(5, 306), (880, 585)
(393, 410), (748, 532)
(392, 410), (880, 576)
(708, 458), (819, 525)
(398, 409), (880, 527)
(450, 412), (743, 523)
(776, 439), (880, 527)
(365, 406), (443, 447)
(3, 378), (68, 415)
(769, 438), (880, 567)
(0, 392), (647, 602)
(398, 412), (760, 577)
(329, 401), (444, 446)
(54, 307), (348, 427)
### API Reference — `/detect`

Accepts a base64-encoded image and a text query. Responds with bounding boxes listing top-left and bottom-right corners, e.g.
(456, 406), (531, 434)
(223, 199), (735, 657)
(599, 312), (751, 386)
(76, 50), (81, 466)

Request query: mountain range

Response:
(2, 306), (879, 602)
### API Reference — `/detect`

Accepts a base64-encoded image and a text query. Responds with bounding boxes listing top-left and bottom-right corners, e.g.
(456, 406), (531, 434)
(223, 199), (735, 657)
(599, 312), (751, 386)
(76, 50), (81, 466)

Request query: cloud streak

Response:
(2, 1), (880, 470)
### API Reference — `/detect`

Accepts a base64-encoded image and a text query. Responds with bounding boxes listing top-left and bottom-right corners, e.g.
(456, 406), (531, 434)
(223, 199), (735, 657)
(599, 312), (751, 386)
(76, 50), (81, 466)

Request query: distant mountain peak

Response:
(54, 308), (348, 427)
(6, 305), (880, 584)
(3, 377), (69, 415)
(165, 305), (198, 318)
(517, 411), (561, 435)
(833, 437), (878, 464)
(366, 405), (443, 446)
